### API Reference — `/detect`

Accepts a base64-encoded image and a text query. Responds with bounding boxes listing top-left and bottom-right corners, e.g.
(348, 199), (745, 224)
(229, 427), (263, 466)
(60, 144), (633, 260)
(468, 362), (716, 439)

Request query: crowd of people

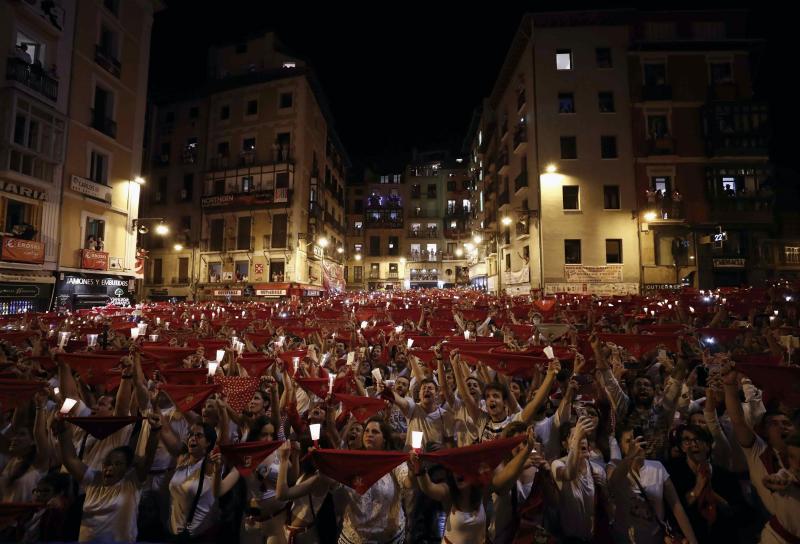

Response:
(0, 283), (798, 543)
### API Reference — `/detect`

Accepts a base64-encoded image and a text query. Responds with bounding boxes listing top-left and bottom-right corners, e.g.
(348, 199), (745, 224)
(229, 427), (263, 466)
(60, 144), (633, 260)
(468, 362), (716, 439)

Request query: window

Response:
(710, 61), (733, 84)
(98, 24), (119, 60)
(564, 240), (581, 264)
(220, 105), (230, 120)
(208, 262), (222, 282)
(388, 236), (399, 256)
(354, 200), (363, 213)
(560, 136), (577, 159)
(89, 150), (109, 184)
(241, 176), (253, 193)
(370, 263), (379, 279)
(354, 266), (363, 281)
(209, 219), (224, 251)
(651, 176), (672, 195)
(505, 253), (512, 271)
(598, 92), (615, 113)
(393, 174), (401, 183)
(8, 99), (64, 182)
(446, 200), (456, 215)
(268, 260), (285, 281)
(213, 179), (226, 195)
(344, 266), (349, 281)
(647, 114), (669, 139)
(237, 216), (252, 250)
(235, 261), (248, 281)
(644, 62), (667, 86)
(596, 47), (612, 68)
(523, 245), (530, 260)
(556, 49), (572, 70)
(369, 236), (380, 256)
(182, 174), (193, 201)
(92, 86), (115, 137)
(785, 246), (800, 265)
(242, 137), (256, 152)
(354, 243), (363, 254)
(447, 180), (456, 191)
(271, 214), (287, 248)
(189, 106), (199, 119)
(152, 176), (166, 204)
(558, 92), (575, 113)
(279, 92), (293, 109)
(246, 99), (258, 116)
(603, 186), (620, 210)
(562, 186), (580, 210)
(152, 258), (163, 284)
(606, 239), (623, 263)
(178, 258), (189, 282)
(427, 184), (437, 198)
(217, 141), (230, 157)
(84, 217), (105, 249)
(601, 136), (618, 159)
(380, 175), (389, 184)
(4, 199), (34, 237)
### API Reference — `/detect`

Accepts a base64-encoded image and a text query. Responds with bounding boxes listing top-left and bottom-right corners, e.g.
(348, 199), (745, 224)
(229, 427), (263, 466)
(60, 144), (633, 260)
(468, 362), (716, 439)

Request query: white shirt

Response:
(80, 468), (141, 543)
(552, 457), (602, 541)
(403, 399), (455, 449)
(169, 458), (218, 538)
(444, 502), (487, 544)
(742, 436), (800, 543)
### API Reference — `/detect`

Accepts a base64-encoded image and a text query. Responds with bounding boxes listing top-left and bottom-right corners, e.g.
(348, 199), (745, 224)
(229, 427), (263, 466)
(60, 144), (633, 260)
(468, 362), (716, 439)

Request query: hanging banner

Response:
(321, 260), (345, 292)
(81, 250), (109, 271)
(564, 265), (623, 283)
(502, 265), (530, 285)
(1, 237), (45, 264)
(545, 282), (639, 296)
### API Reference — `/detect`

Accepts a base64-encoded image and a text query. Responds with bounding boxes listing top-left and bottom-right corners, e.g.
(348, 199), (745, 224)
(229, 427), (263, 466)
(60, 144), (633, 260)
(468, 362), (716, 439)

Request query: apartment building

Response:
(141, 32), (348, 301)
(0, 0), (158, 313)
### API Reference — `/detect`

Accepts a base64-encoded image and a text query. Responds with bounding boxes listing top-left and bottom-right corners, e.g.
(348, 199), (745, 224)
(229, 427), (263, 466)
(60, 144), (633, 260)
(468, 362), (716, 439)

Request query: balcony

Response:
(408, 250), (442, 263)
(647, 137), (676, 156)
(94, 45), (121, 78)
(498, 190), (510, 208)
(6, 58), (58, 101)
(517, 90), (526, 113)
(407, 227), (438, 239)
(368, 272), (380, 280)
(309, 201), (324, 219)
(642, 84), (672, 101)
(444, 225), (468, 239)
(410, 270), (439, 282)
(709, 196), (774, 223)
(90, 109), (117, 138)
(703, 102), (769, 157)
(513, 127), (527, 155)
(365, 210), (403, 229)
(172, 277), (192, 285)
(409, 208), (437, 219)
(208, 149), (294, 171)
(497, 151), (509, 176)
(515, 221), (529, 237)
(514, 172), (528, 194)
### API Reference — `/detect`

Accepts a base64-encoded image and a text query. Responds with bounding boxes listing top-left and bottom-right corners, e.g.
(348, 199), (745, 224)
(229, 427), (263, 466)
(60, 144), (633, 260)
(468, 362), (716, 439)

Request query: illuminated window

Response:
(556, 49), (572, 70)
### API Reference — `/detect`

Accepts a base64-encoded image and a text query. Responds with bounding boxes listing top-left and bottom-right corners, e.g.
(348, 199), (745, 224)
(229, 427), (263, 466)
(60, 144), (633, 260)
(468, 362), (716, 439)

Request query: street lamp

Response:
(501, 216), (512, 226)
(133, 176), (146, 185)
(354, 254), (362, 261)
(155, 221), (169, 236)
(473, 234), (482, 244)
(644, 211), (657, 222)
(318, 236), (329, 248)
(337, 246), (344, 254)
(173, 243), (183, 251)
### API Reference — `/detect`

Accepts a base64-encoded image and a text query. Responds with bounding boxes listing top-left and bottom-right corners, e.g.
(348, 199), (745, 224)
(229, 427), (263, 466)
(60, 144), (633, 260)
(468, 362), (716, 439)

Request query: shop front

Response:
(54, 271), (135, 312)
(0, 271), (55, 313)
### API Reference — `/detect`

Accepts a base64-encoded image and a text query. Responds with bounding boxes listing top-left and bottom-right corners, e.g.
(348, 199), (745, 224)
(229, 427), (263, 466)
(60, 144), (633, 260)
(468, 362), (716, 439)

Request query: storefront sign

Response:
(1, 237), (45, 264)
(713, 258), (745, 268)
(0, 284), (40, 298)
(70, 175), (112, 204)
(545, 282), (639, 296)
(213, 289), (242, 296)
(643, 283), (683, 291)
(81, 249), (109, 270)
(564, 265), (624, 283)
(256, 289), (287, 297)
(312, 245), (324, 259)
(55, 272), (133, 311)
(0, 181), (46, 201)
(304, 289), (322, 297)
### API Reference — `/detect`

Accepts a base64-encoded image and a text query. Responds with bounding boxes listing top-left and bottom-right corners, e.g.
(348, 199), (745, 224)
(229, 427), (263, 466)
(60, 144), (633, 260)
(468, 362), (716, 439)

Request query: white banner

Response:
(564, 265), (623, 283)
(545, 282), (639, 296)
(213, 289), (242, 296)
(503, 265), (530, 285)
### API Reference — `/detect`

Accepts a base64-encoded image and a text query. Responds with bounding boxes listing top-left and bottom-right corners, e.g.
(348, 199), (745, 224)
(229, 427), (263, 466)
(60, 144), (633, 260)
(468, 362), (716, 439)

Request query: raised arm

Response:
(519, 359), (560, 426)
(275, 442), (326, 500)
(451, 352), (481, 423)
(555, 417), (593, 482)
(135, 413), (163, 482)
(408, 450), (449, 503)
(664, 478), (699, 544)
(54, 418), (88, 483)
(437, 357), (454, 408)
(721, 368), (755, 448)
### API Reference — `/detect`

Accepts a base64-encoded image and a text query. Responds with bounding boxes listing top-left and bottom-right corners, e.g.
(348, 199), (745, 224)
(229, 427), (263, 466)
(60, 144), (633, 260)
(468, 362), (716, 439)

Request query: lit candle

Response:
(60, 397), (77, 414)
(395, 325), (403, 334)
(411, 431), (424, 452)
(360, 321), (368, 329)
(58, 331), (69, 348)
(149, 334), (158, 342)
(464, 330), (470, 340)
(208, 361), (219, 376)
(87, 334), (98, 347)
(292, 357), (300, 373)
(53, 387), (60, 396)
(217, 349), (226, 363)
(328, 372), (335, 392)
(543, 346), (554, 360)
(130, 328), (140, 340)
(310, 423), (321, 446)
(371, 368), (383, 384)
(138, 323), (148, 335)
(407, 339), (414, 348)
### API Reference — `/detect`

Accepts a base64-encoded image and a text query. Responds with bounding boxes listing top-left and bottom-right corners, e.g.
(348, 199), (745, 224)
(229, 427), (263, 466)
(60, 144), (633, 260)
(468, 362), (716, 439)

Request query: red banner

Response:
(81, 249), (109, 270)
(1, 237), (44, 264)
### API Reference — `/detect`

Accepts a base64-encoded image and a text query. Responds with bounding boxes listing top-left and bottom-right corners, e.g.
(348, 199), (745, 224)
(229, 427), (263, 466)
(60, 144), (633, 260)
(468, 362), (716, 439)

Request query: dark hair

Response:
(363, 416), (396, 450)
(38, 472), (70, 495)
(106, 446), (135, 468)
(484, 381), (509, 402)
(501, 420), (528, 439)
(444, 470), (483, 510)
(246, 416), (274, 443)
(681, 424), (712, 446)
(189, 423), (218, 452)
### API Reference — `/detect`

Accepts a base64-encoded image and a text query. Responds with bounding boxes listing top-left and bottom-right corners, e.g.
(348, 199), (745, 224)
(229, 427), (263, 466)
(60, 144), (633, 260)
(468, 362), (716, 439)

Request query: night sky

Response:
(150, 3), (794, 174)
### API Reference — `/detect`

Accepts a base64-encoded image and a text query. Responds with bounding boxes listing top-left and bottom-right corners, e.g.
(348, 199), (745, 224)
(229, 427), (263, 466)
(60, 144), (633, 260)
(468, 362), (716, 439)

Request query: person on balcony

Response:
(14, 43), (32, 64)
